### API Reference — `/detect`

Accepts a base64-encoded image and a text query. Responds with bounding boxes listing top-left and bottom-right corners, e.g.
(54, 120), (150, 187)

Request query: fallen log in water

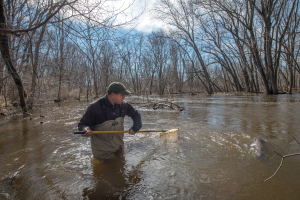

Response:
(143, 101), (185, 111)
(127, 96), (185, 111)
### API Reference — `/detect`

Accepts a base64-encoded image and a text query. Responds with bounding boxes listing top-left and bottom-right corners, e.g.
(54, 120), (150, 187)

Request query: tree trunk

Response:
(265, 19), (278, 94)
(0, 0), (27, 113)
(193, 44), (213, 94)
(57, 21), (64, 101)
(28, 23), (47, 109)
(0, 59), (3, 93)
(247, 29), (271, 94)
(287, 55), (293, 94)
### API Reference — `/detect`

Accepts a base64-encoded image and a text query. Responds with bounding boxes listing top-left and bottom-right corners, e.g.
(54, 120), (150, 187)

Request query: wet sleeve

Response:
(78, 104), (95, 131)
(126, 103), (142, 133)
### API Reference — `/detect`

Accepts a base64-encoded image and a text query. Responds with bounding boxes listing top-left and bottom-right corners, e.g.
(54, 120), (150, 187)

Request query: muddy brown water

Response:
(1, 94), (300, 199)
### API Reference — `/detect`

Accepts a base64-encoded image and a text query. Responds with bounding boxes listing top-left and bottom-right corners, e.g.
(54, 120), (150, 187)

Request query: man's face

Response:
(112, 93), (125, 105)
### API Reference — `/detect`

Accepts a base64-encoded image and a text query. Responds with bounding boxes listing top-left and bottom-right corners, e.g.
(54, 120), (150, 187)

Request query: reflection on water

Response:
(1, 94), (300, 199)
(82, 151), (143, 199)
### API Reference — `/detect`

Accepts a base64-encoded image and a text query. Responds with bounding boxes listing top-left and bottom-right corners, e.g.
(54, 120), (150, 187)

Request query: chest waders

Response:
(90, 102), (125, 160)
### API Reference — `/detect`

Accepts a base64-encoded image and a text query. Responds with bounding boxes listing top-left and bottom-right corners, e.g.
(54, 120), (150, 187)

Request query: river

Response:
(1, 94), (300, 199)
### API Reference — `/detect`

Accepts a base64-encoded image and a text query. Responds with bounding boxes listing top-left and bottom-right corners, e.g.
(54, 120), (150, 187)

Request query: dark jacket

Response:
(78, 95), (142, 133)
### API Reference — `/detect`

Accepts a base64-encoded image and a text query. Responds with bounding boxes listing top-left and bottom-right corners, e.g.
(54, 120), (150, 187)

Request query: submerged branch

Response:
(292, 135), (300, 145)
(265, 152), (300, 182)
(265, 136), (300, 182)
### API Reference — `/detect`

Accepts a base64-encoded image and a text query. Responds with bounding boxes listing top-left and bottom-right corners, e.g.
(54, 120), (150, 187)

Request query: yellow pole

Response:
(74, 128), (178, 134)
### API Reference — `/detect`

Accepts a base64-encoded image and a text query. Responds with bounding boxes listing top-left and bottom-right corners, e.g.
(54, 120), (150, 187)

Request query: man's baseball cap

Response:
(107, 82), (131, 95)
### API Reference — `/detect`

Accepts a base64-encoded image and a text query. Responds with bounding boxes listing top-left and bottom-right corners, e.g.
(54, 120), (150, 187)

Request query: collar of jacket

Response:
(104, 94), (122, 109)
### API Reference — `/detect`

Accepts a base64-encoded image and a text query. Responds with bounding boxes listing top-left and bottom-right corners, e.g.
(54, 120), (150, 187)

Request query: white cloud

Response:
(120, 0), (165, 33)
(67, 0), (164, 33)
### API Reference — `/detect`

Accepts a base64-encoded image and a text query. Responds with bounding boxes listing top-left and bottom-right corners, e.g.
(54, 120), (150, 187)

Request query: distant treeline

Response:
(0, 0), (299, 113)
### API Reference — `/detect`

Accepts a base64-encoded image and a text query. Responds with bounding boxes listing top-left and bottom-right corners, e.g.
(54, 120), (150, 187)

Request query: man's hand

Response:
(129, 128), (136, 135)
(82, 127), (93, 137)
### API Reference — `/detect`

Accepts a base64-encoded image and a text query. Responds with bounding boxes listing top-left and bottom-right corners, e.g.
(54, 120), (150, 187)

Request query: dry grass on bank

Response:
(0, 96), (21, 116)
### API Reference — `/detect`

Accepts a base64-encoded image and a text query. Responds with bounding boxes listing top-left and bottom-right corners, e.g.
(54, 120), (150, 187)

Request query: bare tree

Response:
(0, 0), (77, 113)
(153, 0), (214, 94)
(198, 0), (300, 94)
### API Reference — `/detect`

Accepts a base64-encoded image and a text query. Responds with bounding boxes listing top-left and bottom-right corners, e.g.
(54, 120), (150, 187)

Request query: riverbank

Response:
(1, 91), (299, 117)
(0, 96), (22, 117)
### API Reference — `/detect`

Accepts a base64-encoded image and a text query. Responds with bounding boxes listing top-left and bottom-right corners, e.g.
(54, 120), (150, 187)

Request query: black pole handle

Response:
(74, 131), (85, 134)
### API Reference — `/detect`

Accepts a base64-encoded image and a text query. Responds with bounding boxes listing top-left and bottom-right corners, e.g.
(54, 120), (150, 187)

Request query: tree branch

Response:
(0, 0), (73, 35)
(265, 136), (300, 182)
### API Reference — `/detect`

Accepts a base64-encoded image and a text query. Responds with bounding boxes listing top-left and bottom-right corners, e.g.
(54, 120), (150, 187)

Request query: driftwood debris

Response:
(128, 98), (185, 112)
(143, 101), (185, 111)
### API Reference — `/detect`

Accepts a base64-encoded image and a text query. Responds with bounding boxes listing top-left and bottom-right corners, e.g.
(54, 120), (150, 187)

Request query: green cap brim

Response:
(120, 90), (130, 95)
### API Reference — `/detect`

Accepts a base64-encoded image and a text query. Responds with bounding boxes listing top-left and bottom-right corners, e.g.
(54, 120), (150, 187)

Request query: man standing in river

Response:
(78, 82), (142, 160)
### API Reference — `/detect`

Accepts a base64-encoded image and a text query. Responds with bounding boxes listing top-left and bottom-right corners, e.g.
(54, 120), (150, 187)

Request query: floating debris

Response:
(7, 165), (25, 188)
(40, 115), (44, 124)
(143, 101), (185, 111)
